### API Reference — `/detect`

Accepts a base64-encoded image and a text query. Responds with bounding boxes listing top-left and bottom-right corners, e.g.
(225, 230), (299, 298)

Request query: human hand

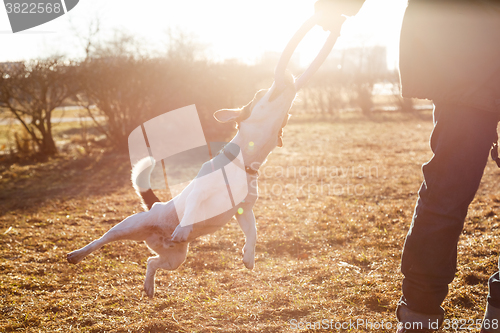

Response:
(314, 0), (364, 31)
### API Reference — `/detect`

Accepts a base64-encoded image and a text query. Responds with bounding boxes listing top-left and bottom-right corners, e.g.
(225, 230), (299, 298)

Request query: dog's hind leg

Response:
(67, 211), (152, 264)
(143, 242), (188, 298)
(235, 207), (257, 269)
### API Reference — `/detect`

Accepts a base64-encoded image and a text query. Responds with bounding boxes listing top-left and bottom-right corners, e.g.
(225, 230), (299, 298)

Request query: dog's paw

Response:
(144, 281), (155, 299)
(171, 225), (192, 243)
(67, 250), (84, 264)
(242, 247), (255, 270)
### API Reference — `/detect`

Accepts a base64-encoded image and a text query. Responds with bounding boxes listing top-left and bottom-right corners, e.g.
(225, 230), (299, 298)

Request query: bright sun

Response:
(0, 0), (407, 67)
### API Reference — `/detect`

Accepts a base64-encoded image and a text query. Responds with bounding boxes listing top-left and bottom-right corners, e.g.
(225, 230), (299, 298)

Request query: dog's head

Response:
(213, 72), (296, 151)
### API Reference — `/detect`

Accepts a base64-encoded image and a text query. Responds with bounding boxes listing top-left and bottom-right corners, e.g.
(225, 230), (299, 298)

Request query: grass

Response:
(1, 110), (500, 332)
(0, 119), (105, 157)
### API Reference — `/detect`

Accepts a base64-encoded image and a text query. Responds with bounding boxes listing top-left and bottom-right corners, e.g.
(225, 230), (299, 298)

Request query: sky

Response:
(0, 0), (408, 68)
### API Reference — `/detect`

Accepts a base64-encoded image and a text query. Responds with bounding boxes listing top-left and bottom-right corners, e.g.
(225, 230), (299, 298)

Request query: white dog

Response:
(67, 11), (338, 297)
(67, 73), (297, 298)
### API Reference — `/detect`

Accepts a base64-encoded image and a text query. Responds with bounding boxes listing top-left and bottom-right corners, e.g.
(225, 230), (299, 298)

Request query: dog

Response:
(67, 72), (297, 298)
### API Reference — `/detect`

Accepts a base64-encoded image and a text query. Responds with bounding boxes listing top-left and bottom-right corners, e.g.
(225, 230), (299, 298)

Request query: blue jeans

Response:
(398, 101), (499, 321)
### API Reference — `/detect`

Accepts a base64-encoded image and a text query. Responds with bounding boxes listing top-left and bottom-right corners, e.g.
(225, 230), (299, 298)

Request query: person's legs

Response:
(483, 261), (500, 333)
(397, 102), (499, 330)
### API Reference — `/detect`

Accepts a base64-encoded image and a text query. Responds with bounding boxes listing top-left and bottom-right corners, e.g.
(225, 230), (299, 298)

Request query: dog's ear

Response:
(213, 108), (243, 123)
(213, 89), (267, 123)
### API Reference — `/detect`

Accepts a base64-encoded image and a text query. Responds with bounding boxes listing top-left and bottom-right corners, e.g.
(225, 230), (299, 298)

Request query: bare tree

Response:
(73, 27), (271, 150)
(345, 46), (388, 115)
(76, 56), (162, 150)
(164, 28), (208, 63)
(306, 67), (348, 116)
(0, 59), (78, 155)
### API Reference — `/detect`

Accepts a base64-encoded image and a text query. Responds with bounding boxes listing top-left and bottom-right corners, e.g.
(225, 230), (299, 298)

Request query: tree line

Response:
(0, 33), (406, 157)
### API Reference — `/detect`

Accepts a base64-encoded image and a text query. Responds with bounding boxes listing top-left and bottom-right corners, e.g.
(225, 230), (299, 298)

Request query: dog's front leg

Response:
(171, 187), (204, 242)
(235, 207), (257, 269)
(171, 224), (193, 243)
(144, 256), (161, 298)
(143, 242), (188, 298)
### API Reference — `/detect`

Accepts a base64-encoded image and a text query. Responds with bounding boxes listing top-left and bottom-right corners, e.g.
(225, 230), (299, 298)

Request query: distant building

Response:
(258, 51), (301, 72)
(322, 46), (388, 75)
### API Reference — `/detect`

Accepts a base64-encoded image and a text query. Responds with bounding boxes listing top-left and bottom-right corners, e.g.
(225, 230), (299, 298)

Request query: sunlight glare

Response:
(0, 0), (407, 68)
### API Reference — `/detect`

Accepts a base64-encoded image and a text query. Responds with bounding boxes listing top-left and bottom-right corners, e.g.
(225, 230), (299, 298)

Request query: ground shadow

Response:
(0, 150), (132, 216)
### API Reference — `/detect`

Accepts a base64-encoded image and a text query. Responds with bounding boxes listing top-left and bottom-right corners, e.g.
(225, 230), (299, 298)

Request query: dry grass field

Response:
(1, 111), (500, 332)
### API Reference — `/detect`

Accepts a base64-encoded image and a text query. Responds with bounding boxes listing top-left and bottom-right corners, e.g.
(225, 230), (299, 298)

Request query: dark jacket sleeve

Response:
(400, 0), (500, 113)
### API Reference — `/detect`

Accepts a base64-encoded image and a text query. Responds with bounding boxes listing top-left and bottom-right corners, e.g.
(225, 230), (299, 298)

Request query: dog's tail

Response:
(131, 157), (160, 211)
